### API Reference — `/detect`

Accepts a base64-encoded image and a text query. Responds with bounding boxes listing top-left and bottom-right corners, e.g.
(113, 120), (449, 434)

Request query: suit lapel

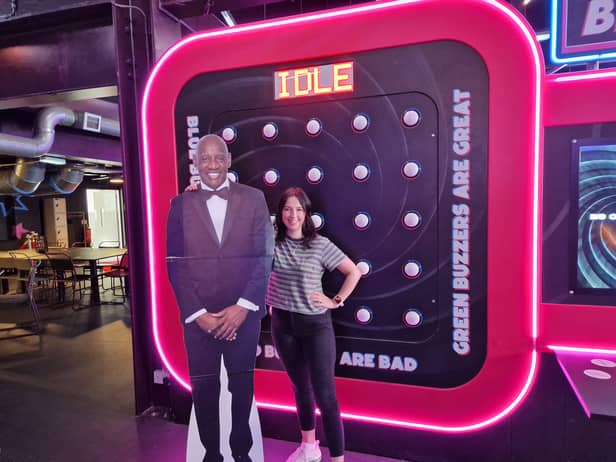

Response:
(190, 190), (219, 246)
(221, 182), (240, 246)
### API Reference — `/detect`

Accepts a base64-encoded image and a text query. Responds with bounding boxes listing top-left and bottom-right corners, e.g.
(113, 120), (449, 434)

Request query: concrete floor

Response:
(0, 293), (405, 462)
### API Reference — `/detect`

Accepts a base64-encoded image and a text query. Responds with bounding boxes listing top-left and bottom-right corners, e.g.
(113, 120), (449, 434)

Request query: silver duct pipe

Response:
(0, 106), (121, 159)
(100, 117), (120, 137)
(0, 159), (46, 194)
(34, 166), (84, 195)
(73, 111), (121, 137)
(0, 107), (76, 158)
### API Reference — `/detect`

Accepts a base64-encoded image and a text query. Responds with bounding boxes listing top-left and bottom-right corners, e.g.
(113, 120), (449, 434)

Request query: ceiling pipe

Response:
(0, 159), (46, 195)
(34, 166), (84, 196)
(0, 106), (121, 159)
(73, 111), (121, 137)
(0, 107), (75, 158)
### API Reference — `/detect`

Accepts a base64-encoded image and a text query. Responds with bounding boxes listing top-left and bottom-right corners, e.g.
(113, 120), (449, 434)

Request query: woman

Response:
(267, 187), (361, 462)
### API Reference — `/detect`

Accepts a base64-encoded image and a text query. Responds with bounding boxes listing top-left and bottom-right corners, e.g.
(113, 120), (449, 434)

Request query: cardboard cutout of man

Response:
(166, 134), (274, 462)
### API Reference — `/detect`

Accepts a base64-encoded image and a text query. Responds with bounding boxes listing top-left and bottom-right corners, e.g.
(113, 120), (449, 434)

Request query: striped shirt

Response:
(266, 235), (346, 315)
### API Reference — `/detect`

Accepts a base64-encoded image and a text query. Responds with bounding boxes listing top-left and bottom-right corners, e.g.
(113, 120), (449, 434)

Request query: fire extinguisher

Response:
(85, 226), (92, 247)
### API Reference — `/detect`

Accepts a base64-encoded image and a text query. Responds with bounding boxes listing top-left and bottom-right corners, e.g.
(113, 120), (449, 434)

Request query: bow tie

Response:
(201, 187), (229, 200)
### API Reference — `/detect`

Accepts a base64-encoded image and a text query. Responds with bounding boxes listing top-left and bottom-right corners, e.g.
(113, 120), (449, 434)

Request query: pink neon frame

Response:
(141, 0), (543, 432)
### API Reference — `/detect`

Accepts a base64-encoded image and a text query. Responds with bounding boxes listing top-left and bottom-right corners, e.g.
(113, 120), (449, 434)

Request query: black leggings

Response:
(271, 308), (344, 457)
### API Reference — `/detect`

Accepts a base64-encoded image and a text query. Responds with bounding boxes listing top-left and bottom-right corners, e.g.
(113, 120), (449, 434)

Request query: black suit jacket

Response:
(166, 182), (274, 324)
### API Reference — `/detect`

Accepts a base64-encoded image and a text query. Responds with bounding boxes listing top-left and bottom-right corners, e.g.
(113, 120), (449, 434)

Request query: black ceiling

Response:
(161, 0), (550, 34)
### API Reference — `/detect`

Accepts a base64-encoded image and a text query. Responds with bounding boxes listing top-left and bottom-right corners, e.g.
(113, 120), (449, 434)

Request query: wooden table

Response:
(0, 248), (127, 305)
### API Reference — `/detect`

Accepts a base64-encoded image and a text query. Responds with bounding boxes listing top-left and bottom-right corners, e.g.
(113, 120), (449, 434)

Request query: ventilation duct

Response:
(0, 159), (46, 195)
(0, 107), (75, 158)
(74, 111), (120, 137)
(34, 166), (84, 196)
(0, 106), (120, 159)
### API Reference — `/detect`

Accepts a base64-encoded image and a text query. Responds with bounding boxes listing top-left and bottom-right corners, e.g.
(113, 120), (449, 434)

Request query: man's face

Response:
(197, 137), (231, 190)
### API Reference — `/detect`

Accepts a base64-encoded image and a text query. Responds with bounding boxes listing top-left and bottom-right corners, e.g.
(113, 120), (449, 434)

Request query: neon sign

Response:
(274, 61), (354, 100)
(550, 0), (616, 64)
(142, 0), (543, 431)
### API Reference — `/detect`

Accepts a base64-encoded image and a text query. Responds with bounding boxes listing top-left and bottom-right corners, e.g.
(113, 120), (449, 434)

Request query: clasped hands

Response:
(195, 304), (248, 341)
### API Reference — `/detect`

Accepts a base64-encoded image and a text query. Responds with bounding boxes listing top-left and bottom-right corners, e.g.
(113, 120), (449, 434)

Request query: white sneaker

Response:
(285, 440), (322, 462)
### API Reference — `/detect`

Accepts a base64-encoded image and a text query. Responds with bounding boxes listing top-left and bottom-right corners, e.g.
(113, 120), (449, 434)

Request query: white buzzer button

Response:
(402, 211), (421, 229)
(403, 260), (421, 279)
(311, 213), (324, 230)
(583, 369), (612, 380)
(263, 169), (279, 186)
(402, 109), (421, 127)
(221, 126), (237, 142)
(356, 260), (372, 277)
(306, 166), (323, 184)
(262, 122), (278, 140)
(353, 163), (370, 182)
(591, 359), (616, 368)
(353, 212), (371, 230)
(402, 161), (421, 179)
(403, 309), (422, 327)
(355, 307), (373, 324)
(306, 118), (322, 136)
(352, 113), (370, 132)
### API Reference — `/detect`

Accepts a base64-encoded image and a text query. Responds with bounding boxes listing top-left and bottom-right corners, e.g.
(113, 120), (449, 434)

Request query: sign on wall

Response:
(550, 0), (616, 63)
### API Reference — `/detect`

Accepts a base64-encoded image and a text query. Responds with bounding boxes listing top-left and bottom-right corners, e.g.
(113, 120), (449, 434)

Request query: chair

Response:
(71, 242), (91, 275)
(100, 253), (129, 301)
(97, 241), (122, 283)
(41, 252), (90, 309)
(0, 257), (43, 339)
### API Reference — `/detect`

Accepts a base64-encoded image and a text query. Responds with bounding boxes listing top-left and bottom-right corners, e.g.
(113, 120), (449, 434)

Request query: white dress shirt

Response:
(185, 179), (258, 324)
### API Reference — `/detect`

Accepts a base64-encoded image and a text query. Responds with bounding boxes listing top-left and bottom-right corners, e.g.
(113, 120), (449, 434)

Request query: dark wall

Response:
(542, 121), (616, 306)
(0, 195), (42, 241)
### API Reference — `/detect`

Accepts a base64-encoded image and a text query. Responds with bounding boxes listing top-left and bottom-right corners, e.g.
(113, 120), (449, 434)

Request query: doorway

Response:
(86, 189), (125, 248)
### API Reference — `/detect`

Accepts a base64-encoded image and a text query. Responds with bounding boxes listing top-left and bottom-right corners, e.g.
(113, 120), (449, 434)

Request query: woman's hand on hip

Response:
(310, 292), (338, 309)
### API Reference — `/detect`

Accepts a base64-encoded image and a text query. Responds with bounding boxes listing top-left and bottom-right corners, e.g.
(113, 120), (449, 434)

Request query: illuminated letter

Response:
(313, 66), (333, 94)
(294, 68), (312, 97)
(582, 0), (615, 36)
(276, 71), (291, 99)
(340, 351), (352, 366)
(453, 141), (470, 155)
(453, 341), (470, 355)
(333, 62), (354, 92)
(186, 116), (199, 127)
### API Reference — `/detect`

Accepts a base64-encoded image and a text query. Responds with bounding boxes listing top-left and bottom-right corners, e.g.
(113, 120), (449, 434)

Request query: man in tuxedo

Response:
(166, 134), (273, 462)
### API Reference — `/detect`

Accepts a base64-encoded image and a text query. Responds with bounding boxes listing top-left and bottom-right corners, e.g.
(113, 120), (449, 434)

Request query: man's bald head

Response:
(198, 134), (229, 154)
(197, 134), (232, 190)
